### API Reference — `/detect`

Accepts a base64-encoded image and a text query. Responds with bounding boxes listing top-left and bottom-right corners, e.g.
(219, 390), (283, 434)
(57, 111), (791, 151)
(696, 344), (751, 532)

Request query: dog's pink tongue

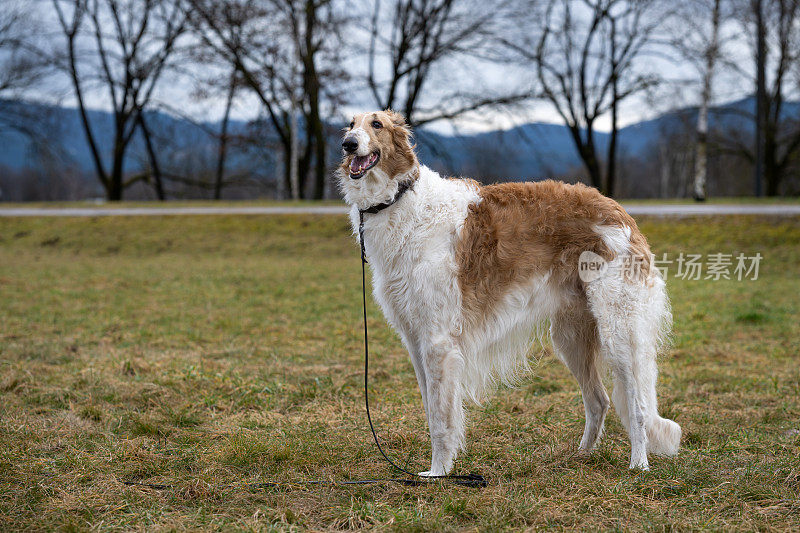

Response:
(350, 155), (367, 173)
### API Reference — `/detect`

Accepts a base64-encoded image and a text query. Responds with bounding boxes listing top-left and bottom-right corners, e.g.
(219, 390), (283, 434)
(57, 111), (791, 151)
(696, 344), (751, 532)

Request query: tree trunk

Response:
(693, 0), (720, 202)
(693, 131), (708, 200)
(606, 121), (617, 197)
(311, 114), (326, 200)
(606, 81), (619, 197)
(765, 168), (779, 196)
(765, 132), (780, 196)
(659, 143), (670, 198)
(108, 165), (123, 201)
(605, 18), (619, 198)
(304, 0), (326, 200)
(282, 154), (293, 199)
(567, 125), (602, 190)
(215, 70), (236, 200)
(62, 27), (109, 193)
(584, 149), (603, 192)
(289, 65), (300, 200)
(754, 0), (766, 197)
(108, 131), (126, 201)
(138, 114), (165, 200)
(298, 137), (313, 199)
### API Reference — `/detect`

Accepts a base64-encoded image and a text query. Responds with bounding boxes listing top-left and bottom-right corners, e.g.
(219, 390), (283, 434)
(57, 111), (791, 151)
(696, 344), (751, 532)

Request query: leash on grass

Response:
(121, 478), (429, 491)
(121, 199), (486, 491)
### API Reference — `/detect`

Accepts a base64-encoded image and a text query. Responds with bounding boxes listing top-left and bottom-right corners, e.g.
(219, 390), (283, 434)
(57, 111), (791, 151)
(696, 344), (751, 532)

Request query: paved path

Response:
(621, 204), (800, 216)
(1, 204), (799, 217)
(0, 206), (351, 217)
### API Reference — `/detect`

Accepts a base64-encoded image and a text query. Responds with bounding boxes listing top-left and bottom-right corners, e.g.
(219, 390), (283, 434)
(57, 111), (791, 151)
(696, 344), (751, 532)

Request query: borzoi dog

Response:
(338, 110), (681, 476)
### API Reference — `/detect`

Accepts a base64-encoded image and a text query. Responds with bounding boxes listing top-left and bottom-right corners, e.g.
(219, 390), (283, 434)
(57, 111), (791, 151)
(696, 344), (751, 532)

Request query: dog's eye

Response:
(349, 121), (354, 129)
(372, 120), (382, 129)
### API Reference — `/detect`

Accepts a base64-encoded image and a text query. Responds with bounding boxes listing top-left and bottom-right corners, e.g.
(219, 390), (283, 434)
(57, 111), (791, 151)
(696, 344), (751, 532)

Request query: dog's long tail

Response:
(625, 272), (681, 456)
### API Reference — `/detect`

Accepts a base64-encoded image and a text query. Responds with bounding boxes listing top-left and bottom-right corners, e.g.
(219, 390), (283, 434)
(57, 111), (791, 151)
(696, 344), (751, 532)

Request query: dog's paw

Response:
(576, 447), (593, 458)
(417, 470), (440, 478)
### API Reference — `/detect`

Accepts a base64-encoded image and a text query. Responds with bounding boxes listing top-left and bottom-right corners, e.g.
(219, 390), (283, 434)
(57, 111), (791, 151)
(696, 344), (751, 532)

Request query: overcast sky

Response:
(28, 1), (764, 136)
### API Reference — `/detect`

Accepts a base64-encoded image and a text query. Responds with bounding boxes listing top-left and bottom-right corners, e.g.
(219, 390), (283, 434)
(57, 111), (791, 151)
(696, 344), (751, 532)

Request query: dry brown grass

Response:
(1, 213), (799, 531)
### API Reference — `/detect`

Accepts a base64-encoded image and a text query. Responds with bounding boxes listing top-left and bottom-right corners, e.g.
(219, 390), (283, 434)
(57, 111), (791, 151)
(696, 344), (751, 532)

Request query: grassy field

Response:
(1, 213), (799, 531)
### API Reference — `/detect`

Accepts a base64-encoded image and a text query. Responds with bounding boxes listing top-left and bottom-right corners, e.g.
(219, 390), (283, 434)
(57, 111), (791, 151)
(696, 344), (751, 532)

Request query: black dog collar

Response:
(360, 179), (415, 215)
(358, 179), (416, 262)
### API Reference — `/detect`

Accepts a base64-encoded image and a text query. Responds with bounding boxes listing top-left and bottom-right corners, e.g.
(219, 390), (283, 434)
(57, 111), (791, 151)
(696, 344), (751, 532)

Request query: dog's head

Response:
(338, 110), (418, 209)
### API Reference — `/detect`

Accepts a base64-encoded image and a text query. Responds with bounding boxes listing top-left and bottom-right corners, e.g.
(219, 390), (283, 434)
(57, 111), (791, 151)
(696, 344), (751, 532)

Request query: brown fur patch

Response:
(456, 180), (652, 327)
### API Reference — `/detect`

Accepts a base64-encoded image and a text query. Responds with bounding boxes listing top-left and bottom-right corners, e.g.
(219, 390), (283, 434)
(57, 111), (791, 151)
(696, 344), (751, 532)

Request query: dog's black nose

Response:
(342, 137), (358, 153)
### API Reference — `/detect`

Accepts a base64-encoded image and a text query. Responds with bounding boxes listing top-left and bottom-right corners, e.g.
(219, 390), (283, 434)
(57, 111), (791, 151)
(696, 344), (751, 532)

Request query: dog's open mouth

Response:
(349, 152), (379, 179)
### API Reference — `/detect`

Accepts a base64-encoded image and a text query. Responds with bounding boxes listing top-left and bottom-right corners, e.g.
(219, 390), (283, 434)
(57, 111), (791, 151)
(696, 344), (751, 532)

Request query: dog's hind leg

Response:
(584, 272), (649, 469)
(584, 268), (680, 469)
(551, 304), (609, 455)
(419, 338), (465, 477)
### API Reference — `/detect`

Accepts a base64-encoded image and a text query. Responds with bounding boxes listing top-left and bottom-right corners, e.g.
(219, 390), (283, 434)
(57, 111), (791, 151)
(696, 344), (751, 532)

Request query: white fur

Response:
(583, 224), (678, 468)
(350, 127), (371, 156)
(594, 224), (632, 254)
(340, 164), (680, 475)
(459, 272), (561, 404)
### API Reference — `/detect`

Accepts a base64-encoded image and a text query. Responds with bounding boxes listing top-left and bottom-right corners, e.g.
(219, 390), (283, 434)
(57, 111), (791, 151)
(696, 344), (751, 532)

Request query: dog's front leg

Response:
(419, 340), (465, 477)
(404, 340), (430, 428)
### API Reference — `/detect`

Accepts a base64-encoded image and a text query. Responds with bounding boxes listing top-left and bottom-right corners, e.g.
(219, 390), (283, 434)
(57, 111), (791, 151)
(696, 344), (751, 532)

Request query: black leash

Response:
(122, 181), (485, 491)
(121, 477), (428, 491)
(358, 182), (487, 489)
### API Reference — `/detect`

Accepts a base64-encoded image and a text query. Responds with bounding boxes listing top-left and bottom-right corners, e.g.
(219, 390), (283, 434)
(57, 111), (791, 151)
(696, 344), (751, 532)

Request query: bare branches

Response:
(711, 0), (800, 195)
(52, 0), (108, 188)
(0, 2), (49, 96)
(0, 0), (57, 155)
(412, 92), (532, 127)
(185, 0), (345, 199)
(364, 0), (521, 126)
(50, 0), (187, 200)
(508, 0), (664, 195)
(7, 0), (800, 201)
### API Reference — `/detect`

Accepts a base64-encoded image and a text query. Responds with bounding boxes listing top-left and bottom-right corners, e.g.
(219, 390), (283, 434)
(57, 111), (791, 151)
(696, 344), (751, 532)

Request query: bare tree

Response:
(714, 0), (800, 196)
(288, 56), (300, 200)
(212, 68), (239, 200)
(746, 0), (800, 196)
(186, 0), (345, 199)
(51, 0), (186, 201)
(0, 2), (45, 98)
(693, 0), (722, 201)
(157, 25), (247, 200)
(667, 0), (731, 201)
(363, 0), (528, 127)
(127, 109), (274, 199)
(136, 113), (166, 199)
(505, 0), (663, 196)
(0, 1), (54, 141)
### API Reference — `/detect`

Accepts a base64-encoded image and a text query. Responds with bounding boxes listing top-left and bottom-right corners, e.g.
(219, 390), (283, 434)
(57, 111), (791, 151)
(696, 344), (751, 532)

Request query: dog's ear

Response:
(384, 109), (416, 169)
(385, 109), (412, 144)
(385, 109), (412, 136)
(385, 109), (407, 127)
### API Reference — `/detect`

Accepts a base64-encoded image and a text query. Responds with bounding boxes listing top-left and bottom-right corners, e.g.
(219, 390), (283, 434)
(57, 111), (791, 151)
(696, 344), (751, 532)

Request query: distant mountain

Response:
(0, 99), (280, 199)
(1, 96), (796, 200)
(415, 122), (591, 181)
(0, 99), (261, 172)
